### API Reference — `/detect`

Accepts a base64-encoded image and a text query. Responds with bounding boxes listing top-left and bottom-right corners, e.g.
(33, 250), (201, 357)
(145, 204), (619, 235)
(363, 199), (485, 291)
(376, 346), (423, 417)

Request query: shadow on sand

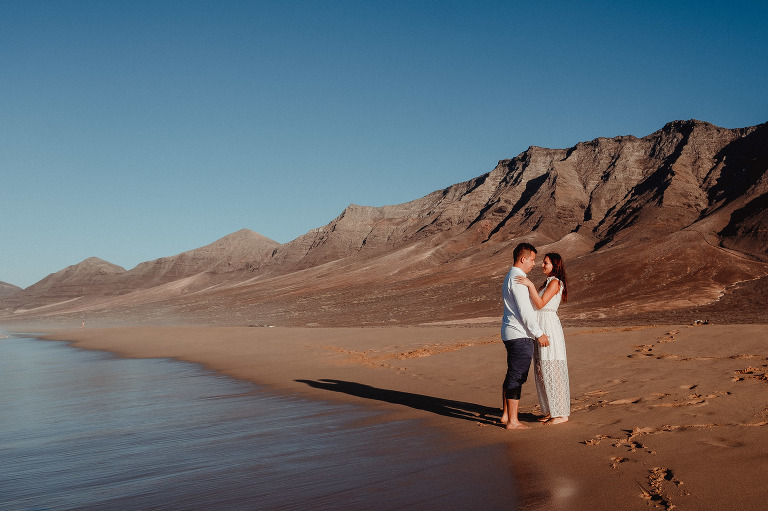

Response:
(296, 379), (537, 427)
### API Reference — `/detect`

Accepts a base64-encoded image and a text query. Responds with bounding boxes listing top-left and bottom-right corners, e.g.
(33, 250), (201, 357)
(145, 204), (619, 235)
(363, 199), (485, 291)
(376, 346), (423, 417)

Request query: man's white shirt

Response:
(501, 266), (544, 340)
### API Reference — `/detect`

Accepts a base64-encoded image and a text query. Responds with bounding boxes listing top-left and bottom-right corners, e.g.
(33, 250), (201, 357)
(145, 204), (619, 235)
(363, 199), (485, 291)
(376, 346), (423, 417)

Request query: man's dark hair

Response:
(513, 242), (537, 262)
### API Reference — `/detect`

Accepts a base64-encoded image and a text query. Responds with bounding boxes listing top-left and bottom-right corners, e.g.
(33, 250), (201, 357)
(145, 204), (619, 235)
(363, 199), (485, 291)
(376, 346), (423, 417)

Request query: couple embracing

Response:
(500, 242), (570, 430)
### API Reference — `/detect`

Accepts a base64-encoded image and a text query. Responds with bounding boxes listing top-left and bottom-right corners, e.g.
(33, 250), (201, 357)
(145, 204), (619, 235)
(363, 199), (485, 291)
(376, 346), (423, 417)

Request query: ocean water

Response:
(0, 333), (517, 510)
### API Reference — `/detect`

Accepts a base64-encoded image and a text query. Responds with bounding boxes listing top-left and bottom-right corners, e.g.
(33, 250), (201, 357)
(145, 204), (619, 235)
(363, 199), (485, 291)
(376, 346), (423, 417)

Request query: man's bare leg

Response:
(504, 398), (529, 430)
(501, 388), (509, 424)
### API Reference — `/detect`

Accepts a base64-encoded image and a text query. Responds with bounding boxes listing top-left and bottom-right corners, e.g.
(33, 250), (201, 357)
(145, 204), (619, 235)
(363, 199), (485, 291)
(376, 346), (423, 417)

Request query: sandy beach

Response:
(35, 323), (767, 510)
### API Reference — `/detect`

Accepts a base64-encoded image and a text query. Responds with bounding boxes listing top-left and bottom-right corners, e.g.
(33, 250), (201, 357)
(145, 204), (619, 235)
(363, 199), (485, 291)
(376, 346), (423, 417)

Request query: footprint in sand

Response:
(650, 389), (731, 408)
(733, 365), (768, 382)
(656, 330), (679, 343)
(609, 456), (629, 469)
(616, 428), (657, 454)
(581, 430), (656, 455)
(628, 331), (682, 359)
(608, 397), (642, 405)
(642, 467), (689, 508)
(616, 438), (655, 455)
(633, 344), (655, 354)
(581, 434), (610, 446)
(628, 345), (654, 358)
(651, 398), (706, 408)
(704, 437), (746, 448)
(570, 389), (610, 412)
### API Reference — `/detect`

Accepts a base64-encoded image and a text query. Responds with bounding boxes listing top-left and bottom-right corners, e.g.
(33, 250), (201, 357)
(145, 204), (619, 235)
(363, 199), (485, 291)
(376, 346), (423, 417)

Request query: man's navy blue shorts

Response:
(502, 337), (535, 400)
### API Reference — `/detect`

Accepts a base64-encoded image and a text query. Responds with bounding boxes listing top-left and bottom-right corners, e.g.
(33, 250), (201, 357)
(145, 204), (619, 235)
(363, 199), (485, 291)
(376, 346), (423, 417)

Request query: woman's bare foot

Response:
(500, 414), (509, 425)
(547, 416), (569, 425)
(504, 421), (530, 430)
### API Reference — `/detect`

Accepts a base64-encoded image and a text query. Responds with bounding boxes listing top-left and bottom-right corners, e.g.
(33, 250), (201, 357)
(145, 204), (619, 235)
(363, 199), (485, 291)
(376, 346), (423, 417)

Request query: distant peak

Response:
(82, 256), (103, 262)
(226, 228), (259, 238)
(80, 257), (119, 266)
(69, 257), (126, 273)
(220, 229), (278, 243)
(660, 119), (717, 132)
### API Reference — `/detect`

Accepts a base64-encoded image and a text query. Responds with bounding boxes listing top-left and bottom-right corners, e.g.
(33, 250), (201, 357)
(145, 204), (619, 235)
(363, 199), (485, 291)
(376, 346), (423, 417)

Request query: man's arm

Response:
(511, 280), (549, 346)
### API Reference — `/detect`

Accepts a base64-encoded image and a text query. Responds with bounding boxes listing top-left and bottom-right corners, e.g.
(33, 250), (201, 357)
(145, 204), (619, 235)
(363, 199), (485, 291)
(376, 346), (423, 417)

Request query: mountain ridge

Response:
(0, 282), (22, 299)
(2, 119), (766, 327)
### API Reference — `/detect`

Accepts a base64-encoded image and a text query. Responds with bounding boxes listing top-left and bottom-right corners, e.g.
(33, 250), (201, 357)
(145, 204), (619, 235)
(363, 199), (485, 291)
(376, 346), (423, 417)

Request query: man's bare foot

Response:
(500, 414), (509, 425)
(504, 421), (530, 430)
(547, 416), (569, 425)
(538, 414), (551, 423)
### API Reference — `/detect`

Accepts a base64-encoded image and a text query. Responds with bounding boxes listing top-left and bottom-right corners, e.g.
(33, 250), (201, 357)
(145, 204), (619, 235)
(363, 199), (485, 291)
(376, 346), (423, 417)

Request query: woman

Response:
(515, 252), (570, 424)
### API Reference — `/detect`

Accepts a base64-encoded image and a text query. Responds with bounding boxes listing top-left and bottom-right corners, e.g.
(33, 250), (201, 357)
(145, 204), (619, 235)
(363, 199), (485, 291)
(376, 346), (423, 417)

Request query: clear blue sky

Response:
(2, 1), (766, 289)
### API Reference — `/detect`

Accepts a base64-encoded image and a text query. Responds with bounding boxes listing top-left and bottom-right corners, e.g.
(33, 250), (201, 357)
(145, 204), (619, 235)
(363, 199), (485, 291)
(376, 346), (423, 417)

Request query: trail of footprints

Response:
(574, 328), (768, 509)
(629, 328), (766, 370)
(642, 467), (686, 510)
(581, 427), (691, 510)
(628, 329), (679, 359)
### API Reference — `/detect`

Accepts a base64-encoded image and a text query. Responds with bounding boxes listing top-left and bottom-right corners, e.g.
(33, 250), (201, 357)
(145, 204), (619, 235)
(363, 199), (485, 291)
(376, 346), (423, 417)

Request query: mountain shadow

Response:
(709, 122), (768, 204)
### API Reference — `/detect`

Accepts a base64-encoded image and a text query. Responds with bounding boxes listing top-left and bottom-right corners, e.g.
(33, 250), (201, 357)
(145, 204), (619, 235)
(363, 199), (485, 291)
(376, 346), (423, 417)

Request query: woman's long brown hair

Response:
(539, 252), (568, 303)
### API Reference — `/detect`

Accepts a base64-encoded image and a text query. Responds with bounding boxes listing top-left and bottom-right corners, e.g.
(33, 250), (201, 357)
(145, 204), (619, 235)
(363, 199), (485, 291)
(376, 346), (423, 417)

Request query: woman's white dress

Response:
(533, 277), (570, 417)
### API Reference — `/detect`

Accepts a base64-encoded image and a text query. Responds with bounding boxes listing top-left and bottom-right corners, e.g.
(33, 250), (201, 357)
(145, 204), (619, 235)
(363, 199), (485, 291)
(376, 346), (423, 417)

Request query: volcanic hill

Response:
(2, 119), (766, 328)
(0, 282), (21, 300)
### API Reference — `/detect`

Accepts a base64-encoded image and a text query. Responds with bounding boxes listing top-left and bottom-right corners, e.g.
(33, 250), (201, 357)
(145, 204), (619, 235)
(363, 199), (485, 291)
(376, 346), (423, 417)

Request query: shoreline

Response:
(16, 323), (768, 510)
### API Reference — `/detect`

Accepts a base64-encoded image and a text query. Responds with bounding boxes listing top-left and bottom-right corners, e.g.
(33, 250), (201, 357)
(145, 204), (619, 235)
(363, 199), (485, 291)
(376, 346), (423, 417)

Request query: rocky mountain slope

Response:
(3, 230), (278, 315)
(114, 228), (280, 289)
(0, 282), (21, 300)
(2, 120), (766, 327)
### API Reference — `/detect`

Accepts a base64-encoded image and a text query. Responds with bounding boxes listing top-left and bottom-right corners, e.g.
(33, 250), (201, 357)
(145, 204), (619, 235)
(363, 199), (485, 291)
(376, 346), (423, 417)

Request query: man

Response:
(500, 242), (549, 430)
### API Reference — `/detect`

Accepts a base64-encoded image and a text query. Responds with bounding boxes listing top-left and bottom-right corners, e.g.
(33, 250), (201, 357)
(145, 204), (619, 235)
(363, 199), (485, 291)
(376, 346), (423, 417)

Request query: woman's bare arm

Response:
(515, 276), (560, 309)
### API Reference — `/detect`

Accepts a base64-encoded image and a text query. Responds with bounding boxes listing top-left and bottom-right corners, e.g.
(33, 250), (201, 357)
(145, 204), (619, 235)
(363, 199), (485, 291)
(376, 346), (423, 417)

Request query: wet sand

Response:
(37, 323), (768, 510)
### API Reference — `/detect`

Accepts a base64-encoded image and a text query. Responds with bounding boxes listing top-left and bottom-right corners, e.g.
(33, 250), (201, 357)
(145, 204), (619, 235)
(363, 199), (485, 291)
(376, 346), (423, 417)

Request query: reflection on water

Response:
(0, 334), (516, 510)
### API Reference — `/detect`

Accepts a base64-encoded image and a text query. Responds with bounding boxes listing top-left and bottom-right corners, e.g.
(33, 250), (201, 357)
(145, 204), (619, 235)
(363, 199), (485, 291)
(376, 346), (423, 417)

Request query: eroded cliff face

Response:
(263, 119), (767, 273)
(449, 120), (766, 250)
(710, 124), (768, 257)
(262, 173), (500, 271)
